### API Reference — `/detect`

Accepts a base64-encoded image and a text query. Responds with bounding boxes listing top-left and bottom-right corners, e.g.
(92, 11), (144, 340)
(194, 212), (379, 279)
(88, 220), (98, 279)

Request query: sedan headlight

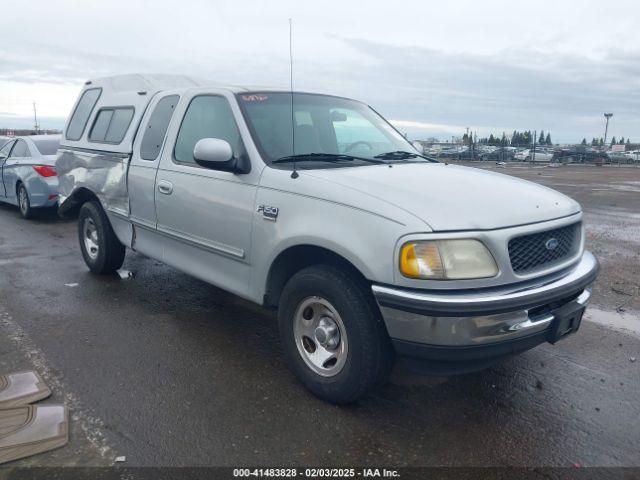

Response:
(400, 239), (498, 280)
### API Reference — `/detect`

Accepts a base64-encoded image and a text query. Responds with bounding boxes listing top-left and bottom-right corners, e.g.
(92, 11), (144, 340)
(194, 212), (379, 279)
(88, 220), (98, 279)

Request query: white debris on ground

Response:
(64, 283), (79, 288)
(116, 270), (133, 280)
(115, 455), (126, 462)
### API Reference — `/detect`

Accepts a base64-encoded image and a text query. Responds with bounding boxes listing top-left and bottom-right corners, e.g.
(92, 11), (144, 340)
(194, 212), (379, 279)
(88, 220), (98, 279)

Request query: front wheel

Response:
(17, 184), (32, 219)
(278, 265), (394, 404)
(78, 201), (126, 274)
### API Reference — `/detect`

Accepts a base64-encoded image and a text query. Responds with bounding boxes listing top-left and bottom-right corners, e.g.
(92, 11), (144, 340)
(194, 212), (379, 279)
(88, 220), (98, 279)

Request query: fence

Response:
(415, 141), (640, 167)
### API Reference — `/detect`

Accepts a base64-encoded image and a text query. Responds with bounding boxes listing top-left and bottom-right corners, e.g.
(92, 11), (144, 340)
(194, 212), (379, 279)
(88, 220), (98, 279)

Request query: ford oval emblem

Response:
(545, 238), (559, 251)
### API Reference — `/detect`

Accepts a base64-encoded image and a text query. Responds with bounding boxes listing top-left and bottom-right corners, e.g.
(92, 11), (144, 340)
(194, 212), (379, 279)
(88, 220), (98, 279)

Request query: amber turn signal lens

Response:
(400, 242), (445, 279)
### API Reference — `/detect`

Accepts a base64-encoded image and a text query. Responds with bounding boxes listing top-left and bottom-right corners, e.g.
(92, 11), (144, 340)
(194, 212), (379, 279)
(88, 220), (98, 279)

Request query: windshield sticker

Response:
(241, 94), (269, 102)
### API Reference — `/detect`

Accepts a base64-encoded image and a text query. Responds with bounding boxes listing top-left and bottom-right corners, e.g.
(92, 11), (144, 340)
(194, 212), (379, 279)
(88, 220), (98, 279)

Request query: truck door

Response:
(0, 140), (15, 198)
(3, 140), (29, 202)
(129, 93), (180, 258)
(154, 90), (259, 298)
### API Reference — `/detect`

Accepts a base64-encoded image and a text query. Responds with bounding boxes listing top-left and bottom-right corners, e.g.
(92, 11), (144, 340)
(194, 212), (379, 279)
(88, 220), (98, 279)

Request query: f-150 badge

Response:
(257, 205), (279, 221)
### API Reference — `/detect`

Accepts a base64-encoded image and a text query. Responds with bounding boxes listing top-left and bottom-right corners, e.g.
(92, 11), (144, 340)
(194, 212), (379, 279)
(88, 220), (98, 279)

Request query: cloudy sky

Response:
(1, 0), (639, 143)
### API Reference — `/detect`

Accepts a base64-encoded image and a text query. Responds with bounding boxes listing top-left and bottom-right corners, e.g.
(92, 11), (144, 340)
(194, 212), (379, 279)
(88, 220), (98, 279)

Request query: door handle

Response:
(157, 180), (173, 195)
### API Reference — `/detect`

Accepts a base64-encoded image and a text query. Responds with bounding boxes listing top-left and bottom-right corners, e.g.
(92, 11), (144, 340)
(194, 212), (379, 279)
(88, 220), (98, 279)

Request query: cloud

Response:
(0, 0), (638, 142)
(314, 38), (640, 142)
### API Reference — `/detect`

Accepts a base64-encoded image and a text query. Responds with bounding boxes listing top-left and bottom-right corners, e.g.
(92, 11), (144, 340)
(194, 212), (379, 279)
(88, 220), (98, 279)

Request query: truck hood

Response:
(304, 163), (580, 231)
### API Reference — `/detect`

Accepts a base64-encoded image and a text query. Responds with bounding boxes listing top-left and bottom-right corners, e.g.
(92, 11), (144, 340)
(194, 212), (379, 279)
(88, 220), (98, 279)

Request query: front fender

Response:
(248, 187), (415, 303)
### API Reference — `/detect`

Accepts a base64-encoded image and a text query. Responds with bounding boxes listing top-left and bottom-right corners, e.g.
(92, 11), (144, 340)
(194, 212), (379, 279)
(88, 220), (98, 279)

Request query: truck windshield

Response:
(237, 92), (427, 168)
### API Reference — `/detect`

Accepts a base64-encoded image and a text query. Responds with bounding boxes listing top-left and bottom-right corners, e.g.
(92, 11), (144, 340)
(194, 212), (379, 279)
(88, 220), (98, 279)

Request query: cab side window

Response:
(9, 140), (30, 158)
(174, 95), (244, 165)
(140, 95), (179, 161)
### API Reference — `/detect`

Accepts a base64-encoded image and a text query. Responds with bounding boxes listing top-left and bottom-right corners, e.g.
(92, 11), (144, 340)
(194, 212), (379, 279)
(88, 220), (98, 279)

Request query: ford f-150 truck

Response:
(56, 74), (599, 404)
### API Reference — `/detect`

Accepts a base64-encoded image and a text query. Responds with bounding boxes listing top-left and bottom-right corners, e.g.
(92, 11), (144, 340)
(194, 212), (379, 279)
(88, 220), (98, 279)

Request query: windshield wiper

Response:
(374, 150), (439, 162)
(374, 150), (418, 160)
(272, 153), (385, 164)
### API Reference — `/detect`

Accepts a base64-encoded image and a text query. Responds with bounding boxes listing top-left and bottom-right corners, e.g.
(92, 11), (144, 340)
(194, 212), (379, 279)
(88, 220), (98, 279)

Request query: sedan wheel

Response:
(18, 185), (32, 219)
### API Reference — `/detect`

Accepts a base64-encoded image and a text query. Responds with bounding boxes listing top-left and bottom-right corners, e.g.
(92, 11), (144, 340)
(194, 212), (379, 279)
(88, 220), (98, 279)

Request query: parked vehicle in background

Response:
(514, 148), (554, 162)
(624, 150), (640, 163)
(607, 151), (629, 163)
(57, 74), (598, 404)
(513, 149), (529, 161)
(478, 146), (515, 162)
(0, 135), (60, 218)
(439, 145), (469, 158)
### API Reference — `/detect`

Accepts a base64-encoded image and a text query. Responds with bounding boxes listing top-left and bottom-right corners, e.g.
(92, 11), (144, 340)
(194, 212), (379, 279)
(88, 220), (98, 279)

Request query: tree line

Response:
(467, 130), (553, 147)
(459, 130), (635, 148)
(582, 137), (632, 147)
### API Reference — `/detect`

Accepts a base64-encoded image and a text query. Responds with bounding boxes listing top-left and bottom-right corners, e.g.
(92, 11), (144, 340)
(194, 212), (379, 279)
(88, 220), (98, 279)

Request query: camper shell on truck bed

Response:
(57, 74), (264, 251)
(57, 74), (203, 219)
(57, 74), (599, 404)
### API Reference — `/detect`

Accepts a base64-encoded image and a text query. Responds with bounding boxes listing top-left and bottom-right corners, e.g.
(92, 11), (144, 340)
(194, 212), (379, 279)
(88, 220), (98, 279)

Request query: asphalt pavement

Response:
(0, 164), (638, 468)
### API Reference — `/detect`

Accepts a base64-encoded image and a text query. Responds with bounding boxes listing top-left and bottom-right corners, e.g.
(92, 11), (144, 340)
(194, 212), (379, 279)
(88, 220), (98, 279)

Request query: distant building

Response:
(0, 128), (61, 137)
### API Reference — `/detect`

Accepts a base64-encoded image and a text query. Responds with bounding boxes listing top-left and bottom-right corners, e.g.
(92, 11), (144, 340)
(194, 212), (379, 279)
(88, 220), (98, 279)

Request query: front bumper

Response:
(372, 251), (599, 374)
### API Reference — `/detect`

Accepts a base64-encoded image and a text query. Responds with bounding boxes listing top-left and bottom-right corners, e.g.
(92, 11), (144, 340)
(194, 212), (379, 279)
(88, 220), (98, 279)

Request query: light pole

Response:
(33, 102), (39, 134)
(603, 113), (613, 148)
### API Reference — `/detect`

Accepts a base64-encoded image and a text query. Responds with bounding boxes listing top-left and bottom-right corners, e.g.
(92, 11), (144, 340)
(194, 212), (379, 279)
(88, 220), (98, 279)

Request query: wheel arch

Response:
(58, 187), (101, 217)
(263, 244), (371, 308)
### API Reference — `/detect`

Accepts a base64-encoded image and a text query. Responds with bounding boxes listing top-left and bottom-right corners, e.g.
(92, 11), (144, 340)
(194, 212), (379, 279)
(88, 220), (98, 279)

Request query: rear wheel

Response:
(17, 184), (32, 219)
(278, 264), (394, 404)
(78, 201), (125, 274)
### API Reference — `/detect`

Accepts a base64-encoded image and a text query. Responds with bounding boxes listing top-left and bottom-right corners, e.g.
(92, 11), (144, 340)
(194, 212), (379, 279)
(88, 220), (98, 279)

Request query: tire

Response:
(278, 264), (394, 404)
(17, 184), (32, 219)
(78, 200), (126, 274)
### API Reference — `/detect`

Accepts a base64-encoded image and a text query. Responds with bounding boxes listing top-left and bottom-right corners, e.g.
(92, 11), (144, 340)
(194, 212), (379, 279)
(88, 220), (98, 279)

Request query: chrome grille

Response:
(509, 223), (580, 274)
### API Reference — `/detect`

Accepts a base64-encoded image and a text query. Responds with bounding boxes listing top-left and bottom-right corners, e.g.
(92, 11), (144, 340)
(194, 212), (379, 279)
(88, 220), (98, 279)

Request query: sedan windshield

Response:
(237, 92), (428, 168)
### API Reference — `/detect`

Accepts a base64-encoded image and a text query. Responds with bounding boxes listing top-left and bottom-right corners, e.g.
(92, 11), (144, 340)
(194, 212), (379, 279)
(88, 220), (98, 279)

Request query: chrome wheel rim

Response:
(83, 217), (99, 260)
(293, 296), (348, 377)
(18, 188), (28, 214)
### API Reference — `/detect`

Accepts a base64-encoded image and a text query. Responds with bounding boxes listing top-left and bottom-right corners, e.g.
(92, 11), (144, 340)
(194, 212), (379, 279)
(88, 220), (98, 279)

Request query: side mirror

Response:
(193, 138), (234, 167)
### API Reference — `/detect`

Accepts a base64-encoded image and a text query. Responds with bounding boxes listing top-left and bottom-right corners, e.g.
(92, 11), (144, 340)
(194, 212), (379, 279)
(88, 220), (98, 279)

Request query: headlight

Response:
(400, 239), (498, 280)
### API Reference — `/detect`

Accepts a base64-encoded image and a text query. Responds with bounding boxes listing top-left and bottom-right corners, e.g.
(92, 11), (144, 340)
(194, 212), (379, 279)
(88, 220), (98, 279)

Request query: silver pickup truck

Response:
(57, 74), (599, 404)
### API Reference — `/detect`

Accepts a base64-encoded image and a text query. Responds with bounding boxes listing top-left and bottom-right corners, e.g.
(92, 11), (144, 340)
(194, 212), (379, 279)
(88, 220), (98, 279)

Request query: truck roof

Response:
(84, 73), (290, 94)
(61, 74), (328, 153)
